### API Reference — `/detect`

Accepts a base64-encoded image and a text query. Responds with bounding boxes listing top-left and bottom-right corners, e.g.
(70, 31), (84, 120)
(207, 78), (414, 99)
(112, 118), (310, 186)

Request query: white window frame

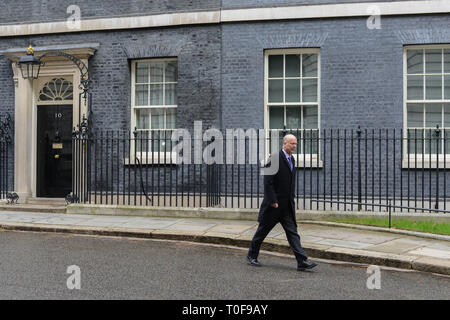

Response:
(264, 48), (321, 167)
(403, 45), (450, 168)
(130, 58), (178, 164)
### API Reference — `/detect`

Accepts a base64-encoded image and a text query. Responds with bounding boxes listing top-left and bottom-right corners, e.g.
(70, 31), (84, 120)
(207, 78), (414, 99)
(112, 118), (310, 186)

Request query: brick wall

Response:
(221, 14), (450, 130)
(0, 0), (221, 24)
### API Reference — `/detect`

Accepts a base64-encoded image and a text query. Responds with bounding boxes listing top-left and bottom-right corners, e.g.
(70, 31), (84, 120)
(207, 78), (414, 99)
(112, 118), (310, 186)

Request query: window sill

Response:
(293, 155), (322, 168)
(295, 160), (323, 168)
(402, 158), (450, 169)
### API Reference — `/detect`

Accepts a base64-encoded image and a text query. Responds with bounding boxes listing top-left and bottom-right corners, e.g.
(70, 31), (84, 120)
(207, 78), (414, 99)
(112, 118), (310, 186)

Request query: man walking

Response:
(247, 134), (317, 271)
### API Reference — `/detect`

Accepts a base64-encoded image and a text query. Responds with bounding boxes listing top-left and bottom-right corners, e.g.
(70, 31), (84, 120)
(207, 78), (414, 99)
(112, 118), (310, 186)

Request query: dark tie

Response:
(287, 155), (293, 171)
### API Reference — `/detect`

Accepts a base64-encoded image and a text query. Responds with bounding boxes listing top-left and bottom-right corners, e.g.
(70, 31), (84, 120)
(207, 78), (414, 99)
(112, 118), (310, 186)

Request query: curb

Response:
(2, 204), (449, 239)
(1, 222), (449, 276)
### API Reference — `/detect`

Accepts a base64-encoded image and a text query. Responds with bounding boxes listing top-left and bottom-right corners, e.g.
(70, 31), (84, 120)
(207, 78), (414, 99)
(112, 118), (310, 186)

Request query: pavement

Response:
(0, 210), (449, 276)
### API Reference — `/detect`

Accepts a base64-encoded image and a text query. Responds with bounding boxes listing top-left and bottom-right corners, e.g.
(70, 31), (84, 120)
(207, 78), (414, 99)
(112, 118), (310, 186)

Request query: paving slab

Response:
(323, 247), (417, 269)
(368, 239), (425, 254)
(342, 233), (399, 245)
(0, 217), (40, 223)
(31, 218), (92, 225)
(421, 241), (450, 251)
(162, 220), (218, 232)
(317, 238), (374, 249)
(300, 228), (353, 240)
(120, 219), (181, 229)
(273, 233), (288, 240)
(241, 226), (258, 236)
(406, 247), (450, 260)
(206, 223), (256, 234)
(235, 235), (254, 242)
(70, 220), (126, 228)
(300, 235), (325, 243)
(302, 243), (333, 251)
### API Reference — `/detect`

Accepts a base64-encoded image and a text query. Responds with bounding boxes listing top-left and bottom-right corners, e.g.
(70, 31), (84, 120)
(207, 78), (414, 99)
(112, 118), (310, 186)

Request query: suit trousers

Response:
(248, 205), (308, 263)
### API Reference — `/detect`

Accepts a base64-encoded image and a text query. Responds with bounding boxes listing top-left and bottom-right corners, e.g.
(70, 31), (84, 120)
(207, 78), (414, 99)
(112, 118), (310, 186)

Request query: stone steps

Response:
(0, 198), (67, 214)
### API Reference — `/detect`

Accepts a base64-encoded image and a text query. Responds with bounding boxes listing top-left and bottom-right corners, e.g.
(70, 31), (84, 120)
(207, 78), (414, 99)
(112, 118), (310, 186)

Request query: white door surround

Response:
(2, 44), (97, 202)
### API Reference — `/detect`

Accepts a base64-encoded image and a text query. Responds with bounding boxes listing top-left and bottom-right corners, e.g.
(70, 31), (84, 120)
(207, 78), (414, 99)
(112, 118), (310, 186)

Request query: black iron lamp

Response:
(18, 44), (92, 130)
(17, 45), (43, 79)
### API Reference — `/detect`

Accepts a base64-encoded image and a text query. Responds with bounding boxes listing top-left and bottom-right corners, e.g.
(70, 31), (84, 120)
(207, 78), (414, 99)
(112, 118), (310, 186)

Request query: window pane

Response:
(407, 75), (423, 100)
(286, 106), (301, 128)
(445, 75), (450, 100)
(151, 108), (164, 129)
(302, 54), (318, 77)
(304, 129), (318, 154)
(150, 62), (164, 83)
(269, 106), (284, 129)
(425, 49), (442, 74)
(150, 130), (164, 153)
(303, 106), (318, 129)
(302, 79), (318, 102)
(407, 103), (423, 128)
(165, 83), (177, 105)
(268, 80), (283, 102)
(425, 129), (440, 154)
(407, 50), (423, 74)
(285, 55), (300, 77)
(444, 104), (450, 127)
(425, 75), (442, 100)
(161, 130), (173, 152)
(136, 131), (149, 153)
(136, 62), (149, 83)
(285, 79), (300, 102)
(166, 108), (176, 129)
(407, 129), (423, 155)
(136, 109), (150, 129)
(135, 84), (148, 106)
(267, 131), (283, 154)
(445, 49), (450, 73)
(445, 129), (450, 154)
(425, 103), (442, 128)
(150, 84), (163, 105)
(165, 61), (178, 82)
(269, 55), (283, 78)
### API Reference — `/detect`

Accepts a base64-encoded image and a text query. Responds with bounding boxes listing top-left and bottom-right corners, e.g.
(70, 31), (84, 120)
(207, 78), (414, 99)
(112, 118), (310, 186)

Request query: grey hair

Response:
(283, 134), (297, 143)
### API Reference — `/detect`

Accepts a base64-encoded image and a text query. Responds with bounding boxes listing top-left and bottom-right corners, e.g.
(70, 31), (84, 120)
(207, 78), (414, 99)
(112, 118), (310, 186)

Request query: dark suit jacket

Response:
(258, 150), (296, 226)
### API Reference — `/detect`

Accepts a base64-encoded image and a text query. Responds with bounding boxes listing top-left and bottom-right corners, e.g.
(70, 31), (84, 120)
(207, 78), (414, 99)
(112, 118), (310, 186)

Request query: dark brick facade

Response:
(0, 0), (221, 24)
(221, 0), (422, 9)
(0, 1), (449, 201)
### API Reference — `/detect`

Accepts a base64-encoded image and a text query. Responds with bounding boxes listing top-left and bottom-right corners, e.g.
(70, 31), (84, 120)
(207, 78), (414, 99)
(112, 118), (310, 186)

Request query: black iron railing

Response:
(71, 126), (450, 213)
(0, 113), (13, 200)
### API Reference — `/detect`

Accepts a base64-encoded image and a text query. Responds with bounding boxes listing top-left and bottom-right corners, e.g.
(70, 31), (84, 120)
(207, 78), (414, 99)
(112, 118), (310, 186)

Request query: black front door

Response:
(37, 105), (73, 198)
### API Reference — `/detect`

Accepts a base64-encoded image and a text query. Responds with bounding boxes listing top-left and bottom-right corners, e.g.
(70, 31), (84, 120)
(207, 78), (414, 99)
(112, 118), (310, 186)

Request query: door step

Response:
(0, 198), (67, 214)
(26, 197), (67, 206)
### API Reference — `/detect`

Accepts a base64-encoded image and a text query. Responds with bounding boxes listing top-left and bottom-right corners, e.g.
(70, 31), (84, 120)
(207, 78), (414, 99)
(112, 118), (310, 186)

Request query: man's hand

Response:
(271, 203), (278, 208)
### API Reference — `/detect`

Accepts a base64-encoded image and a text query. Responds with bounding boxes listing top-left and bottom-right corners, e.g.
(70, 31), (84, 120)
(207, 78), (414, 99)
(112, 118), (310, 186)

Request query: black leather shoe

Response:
(297, 260), (318, 271)
(247, 256), (262, 267)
